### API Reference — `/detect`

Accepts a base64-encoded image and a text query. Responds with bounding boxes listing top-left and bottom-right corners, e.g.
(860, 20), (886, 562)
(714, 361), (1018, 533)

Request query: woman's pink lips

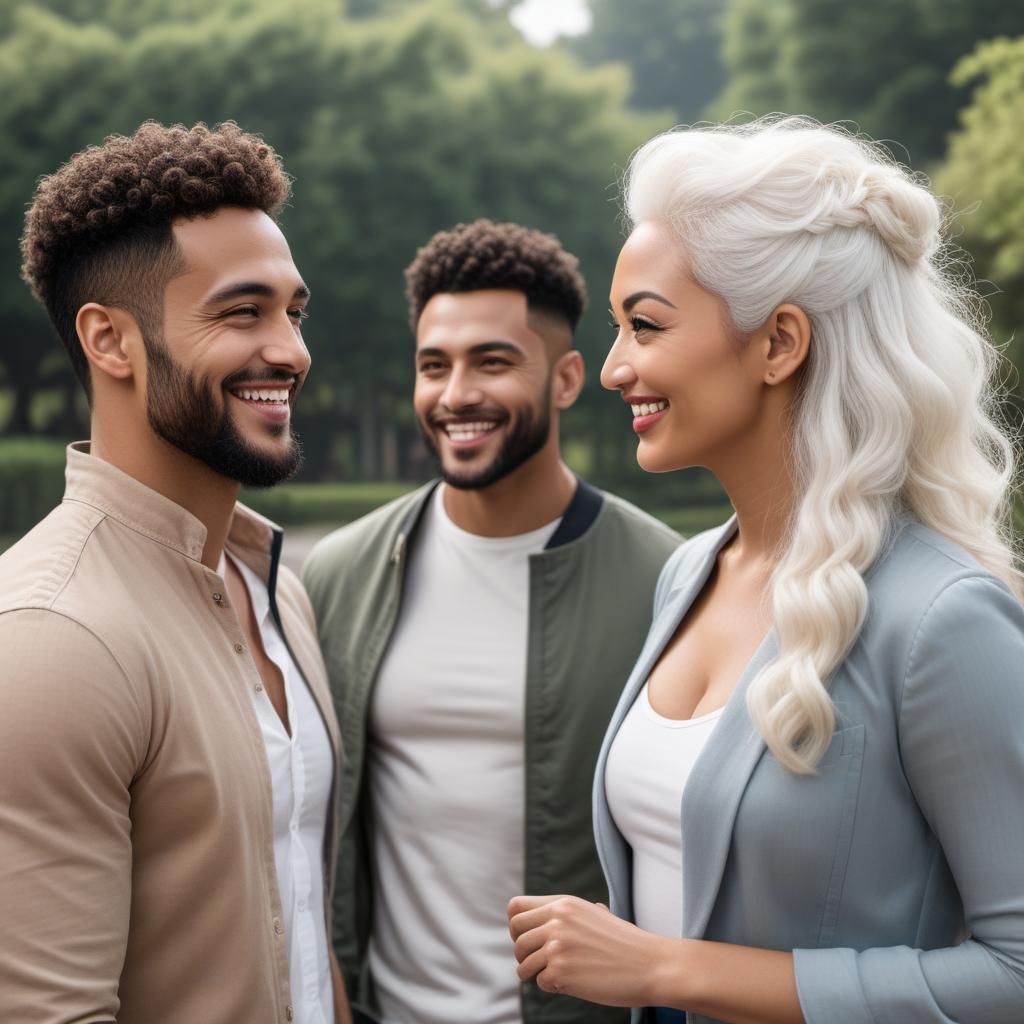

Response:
(633, 408), (667, 434)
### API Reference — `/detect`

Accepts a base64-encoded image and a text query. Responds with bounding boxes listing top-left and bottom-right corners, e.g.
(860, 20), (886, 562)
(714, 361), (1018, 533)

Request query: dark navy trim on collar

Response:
(267, 526), (285, 631)
(396, 476), (603, 554)
(544, 477), (604, 550)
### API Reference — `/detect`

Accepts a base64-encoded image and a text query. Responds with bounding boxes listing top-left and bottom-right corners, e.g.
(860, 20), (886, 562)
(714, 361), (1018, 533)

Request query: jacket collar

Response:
(395, 476), (604, 554)
(63, 441), (284, 600)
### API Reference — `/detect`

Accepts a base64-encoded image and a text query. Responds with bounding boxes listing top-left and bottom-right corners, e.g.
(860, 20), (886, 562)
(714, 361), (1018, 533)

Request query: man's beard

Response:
(419, 392), (551, 491)
(144, 339), (303, 489)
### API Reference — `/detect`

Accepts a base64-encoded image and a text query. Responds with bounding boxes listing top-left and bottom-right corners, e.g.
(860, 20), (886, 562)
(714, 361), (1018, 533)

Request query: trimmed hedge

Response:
(653, 504), (733, 538)
(240, 481), (416, 526)
(0, 438), (68, 535)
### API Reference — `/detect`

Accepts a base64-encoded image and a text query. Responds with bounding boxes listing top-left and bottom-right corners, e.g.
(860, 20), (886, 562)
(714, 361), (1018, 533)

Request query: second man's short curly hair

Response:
(404, 219), (588, 333)
(21, 120), (291, 395)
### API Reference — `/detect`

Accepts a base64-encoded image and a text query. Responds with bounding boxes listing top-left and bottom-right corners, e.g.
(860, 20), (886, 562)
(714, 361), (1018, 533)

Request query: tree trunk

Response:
(359, 393), (378, 480)
(6, 384), (33, 436)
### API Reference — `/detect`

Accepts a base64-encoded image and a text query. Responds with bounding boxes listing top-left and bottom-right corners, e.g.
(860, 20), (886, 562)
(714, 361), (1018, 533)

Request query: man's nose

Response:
(440, 365), (484, 410)
(262, 319), (311, 375)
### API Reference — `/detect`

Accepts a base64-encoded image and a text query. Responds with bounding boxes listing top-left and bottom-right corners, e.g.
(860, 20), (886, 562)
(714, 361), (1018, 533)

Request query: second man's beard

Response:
(420, 398), (551, 491)
(144, 338), (303, 489)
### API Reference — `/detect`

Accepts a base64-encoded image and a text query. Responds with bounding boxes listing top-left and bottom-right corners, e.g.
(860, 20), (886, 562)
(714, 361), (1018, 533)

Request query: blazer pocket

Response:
(731, 723), (866, 949)
(816, 724), (865, 946)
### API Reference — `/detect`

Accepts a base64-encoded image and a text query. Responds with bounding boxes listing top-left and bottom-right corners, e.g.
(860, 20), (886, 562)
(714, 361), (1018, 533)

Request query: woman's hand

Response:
(508, 894), (679, 1008)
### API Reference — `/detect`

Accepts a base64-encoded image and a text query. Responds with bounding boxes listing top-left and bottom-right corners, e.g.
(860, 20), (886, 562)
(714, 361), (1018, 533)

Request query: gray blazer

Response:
(592, 518), (1024, 1024)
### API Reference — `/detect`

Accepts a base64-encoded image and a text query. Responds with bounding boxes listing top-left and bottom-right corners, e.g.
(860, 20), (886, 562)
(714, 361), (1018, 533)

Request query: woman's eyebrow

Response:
(621, 290), (678, 313)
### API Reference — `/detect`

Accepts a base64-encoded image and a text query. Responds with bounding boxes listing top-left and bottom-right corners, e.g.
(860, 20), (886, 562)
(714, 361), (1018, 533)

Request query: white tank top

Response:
(605, 682), (723, 938)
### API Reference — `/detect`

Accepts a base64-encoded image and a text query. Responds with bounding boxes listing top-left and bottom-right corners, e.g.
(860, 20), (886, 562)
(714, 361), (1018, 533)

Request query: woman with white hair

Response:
(508, 117), (1024, 1023)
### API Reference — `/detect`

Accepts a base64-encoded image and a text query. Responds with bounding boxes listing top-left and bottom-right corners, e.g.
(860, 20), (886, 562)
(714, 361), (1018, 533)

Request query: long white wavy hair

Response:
(626, 116), (1022, 773)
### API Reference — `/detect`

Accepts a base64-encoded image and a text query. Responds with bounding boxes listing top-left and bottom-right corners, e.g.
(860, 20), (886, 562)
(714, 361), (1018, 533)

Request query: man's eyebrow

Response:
(468, 341), (525, 357)
(620, 290), (678, 313)
(416, 340), (526, 360)
(204, 281), (311, 305)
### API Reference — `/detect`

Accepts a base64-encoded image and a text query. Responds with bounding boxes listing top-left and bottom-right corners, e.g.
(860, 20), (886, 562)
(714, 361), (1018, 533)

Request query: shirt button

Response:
(255, 683), (264, 693)
(273, 918), (284, 935)
(212, 592), (223, 603)
(298, 898), (306, 911)
(234, 643), (244, 654)
(285, 1007), (294, 1022)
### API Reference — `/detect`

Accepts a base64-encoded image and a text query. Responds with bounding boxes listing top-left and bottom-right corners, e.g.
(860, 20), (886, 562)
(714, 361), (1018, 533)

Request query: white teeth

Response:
(233, 387), (290, 402)
(630, 400), (668, 416)
(444, 421), (499, 441)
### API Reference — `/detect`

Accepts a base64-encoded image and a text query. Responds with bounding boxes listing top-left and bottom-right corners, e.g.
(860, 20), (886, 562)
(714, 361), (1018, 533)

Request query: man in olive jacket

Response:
(303, 220), (679, 1024)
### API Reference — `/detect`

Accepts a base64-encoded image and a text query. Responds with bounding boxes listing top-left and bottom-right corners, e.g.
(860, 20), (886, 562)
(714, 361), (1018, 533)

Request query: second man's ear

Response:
(553, 350), (586, 410)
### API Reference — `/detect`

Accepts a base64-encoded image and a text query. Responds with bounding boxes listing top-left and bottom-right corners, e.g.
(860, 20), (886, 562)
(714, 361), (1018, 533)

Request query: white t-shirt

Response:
(604, 681), (723, 939)
(367, 485), (561, 1024)
(225, 553), (335, 1024)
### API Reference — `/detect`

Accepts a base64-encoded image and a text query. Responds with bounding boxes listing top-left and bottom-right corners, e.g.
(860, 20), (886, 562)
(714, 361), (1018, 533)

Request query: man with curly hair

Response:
(303, 220), (680, 1024)
(0, 122), (351, 1024)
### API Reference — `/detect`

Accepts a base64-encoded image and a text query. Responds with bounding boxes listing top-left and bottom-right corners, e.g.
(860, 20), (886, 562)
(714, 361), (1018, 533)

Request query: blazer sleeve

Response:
(793, 575), (1024, 1023)
(0, 608), (144, 1023)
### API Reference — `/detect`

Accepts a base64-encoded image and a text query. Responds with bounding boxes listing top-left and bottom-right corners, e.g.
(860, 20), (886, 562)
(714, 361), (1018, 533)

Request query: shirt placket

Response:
(264, 618), (327, 1024)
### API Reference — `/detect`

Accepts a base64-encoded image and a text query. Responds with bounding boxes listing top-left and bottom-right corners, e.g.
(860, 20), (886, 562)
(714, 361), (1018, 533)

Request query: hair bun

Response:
(815, 163), (940, 266)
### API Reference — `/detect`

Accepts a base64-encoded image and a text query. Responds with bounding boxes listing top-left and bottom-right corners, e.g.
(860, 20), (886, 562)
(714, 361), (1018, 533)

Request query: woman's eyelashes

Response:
(608, 310), (665, 339)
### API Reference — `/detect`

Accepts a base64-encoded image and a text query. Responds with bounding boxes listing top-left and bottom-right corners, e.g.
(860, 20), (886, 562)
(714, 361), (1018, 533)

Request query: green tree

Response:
(572, 0), (728, 123)
(935, 35), (1024, 370)
(711, 0), (1024, 165)
(0, 0), (665, 489)
(711, 0), (794, 119)
(0, 7), (128, 433)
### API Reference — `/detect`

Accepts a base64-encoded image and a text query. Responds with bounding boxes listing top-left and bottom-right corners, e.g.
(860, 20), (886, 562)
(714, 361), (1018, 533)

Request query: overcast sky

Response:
(508, 0), (592, 46)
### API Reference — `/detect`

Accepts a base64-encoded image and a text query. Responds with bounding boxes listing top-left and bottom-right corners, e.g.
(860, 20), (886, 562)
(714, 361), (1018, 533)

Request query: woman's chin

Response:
(637, 449), (681, 474)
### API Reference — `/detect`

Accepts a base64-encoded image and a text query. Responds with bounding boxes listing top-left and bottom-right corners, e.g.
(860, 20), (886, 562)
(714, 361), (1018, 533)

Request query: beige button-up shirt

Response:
(0, 443), (341, 1024)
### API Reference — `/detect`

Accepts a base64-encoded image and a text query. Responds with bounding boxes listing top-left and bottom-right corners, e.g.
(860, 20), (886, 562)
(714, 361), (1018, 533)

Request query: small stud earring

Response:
(767, 371), (776, 380)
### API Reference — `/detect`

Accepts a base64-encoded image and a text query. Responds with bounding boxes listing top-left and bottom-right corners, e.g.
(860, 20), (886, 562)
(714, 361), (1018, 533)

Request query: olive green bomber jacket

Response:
(302, 478), (681, 1024)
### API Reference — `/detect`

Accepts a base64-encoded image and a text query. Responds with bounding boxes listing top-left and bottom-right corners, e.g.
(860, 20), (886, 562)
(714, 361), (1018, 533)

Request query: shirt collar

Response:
(63, 441), (284, 595)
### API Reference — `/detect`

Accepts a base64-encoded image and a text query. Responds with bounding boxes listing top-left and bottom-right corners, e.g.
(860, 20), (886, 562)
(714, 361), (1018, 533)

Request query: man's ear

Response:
(76, 303), (140, 383)
(552, 349), (585, 411)
(761, 303), (811, 386)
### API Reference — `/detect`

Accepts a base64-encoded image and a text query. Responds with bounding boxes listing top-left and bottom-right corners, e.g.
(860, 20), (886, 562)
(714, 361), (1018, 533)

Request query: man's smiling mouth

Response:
(441, 420), (501, 443)
(228, 386), (292, 404)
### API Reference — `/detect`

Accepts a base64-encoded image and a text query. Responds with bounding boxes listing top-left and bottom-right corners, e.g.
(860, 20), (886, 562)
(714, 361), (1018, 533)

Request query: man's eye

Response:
(481, 357), (509, 368)
(419, 362), (444, 373)
(226, 305), (259, 318)
(288, 307), (308, 322)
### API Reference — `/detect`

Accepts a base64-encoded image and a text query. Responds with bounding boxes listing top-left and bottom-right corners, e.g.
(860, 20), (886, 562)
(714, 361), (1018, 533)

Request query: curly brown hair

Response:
(21, 120), (291, 395)
(404, 219), (587, 333)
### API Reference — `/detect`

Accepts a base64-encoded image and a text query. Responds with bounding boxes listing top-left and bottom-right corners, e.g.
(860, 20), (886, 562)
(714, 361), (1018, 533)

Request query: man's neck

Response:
(90, 426), (240, 570)
(441, 448), (577, 538)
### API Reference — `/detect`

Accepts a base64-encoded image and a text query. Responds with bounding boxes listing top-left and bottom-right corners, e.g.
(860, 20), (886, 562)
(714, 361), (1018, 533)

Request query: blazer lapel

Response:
(593, 519), (737, 918)
(680, 631), (775, 939)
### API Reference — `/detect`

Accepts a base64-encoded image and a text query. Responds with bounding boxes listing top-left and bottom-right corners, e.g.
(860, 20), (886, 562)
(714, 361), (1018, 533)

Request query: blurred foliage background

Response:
(2, 0), (1023, 541)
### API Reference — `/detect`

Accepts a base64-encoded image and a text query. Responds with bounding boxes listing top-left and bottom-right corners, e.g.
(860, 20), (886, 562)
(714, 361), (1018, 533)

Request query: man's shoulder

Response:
(302, 482), (434, 590)
(0, 499), (107, 615)
(0, 504), (134, 691)
(588, 488), (682, 558)
(597, 490), (680, 538)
